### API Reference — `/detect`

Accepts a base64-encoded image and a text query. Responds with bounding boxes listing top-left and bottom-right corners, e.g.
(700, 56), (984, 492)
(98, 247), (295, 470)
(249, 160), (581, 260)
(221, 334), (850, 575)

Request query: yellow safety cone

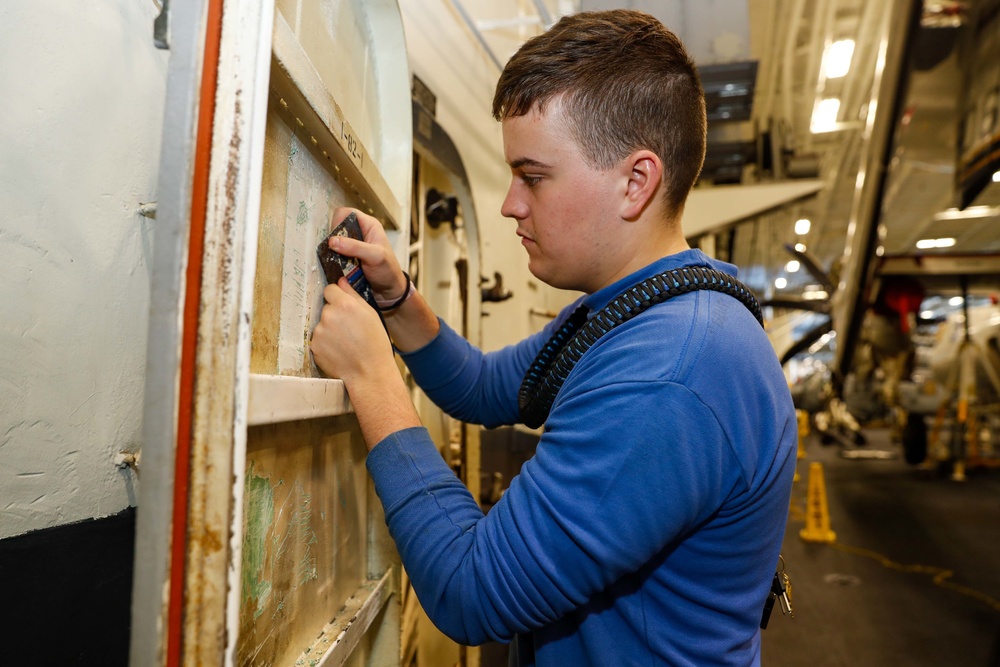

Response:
(794, 410), (809, 482)
(796, 410), (809, 460)
(799, 462), (837, 544)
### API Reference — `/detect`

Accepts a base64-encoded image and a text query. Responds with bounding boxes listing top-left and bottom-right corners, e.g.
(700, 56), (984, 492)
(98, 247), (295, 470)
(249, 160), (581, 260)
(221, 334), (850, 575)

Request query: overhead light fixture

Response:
(794, 218), (811, 235)
(933, 205), (1000, 221)
(949, 296), (964, 306)
(915, 237), (957, 249)
(811, 98), (841, 133)
(920, 310), (935, 319)
(823, 39), (855, 79)
(803, 289), (829, 301)
(775, 277), (788, 289)
(794, 243), (807, 252)
(994, 170), (1000, 183)
(786, 260), (801, 272)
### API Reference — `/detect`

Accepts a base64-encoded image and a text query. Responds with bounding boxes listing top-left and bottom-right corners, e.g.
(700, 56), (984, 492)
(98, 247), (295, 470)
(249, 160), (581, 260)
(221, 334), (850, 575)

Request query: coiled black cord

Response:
(518, 266), (764, 428)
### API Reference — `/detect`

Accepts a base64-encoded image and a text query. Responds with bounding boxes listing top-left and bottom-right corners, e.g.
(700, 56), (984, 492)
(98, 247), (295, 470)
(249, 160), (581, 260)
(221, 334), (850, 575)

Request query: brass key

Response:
(761, 557), (796, 628)
(780, 571), (795, 619)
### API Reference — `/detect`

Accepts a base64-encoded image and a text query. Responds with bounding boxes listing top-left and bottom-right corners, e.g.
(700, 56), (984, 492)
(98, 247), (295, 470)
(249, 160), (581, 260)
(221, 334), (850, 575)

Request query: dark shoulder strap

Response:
(518, 266), (763, 428)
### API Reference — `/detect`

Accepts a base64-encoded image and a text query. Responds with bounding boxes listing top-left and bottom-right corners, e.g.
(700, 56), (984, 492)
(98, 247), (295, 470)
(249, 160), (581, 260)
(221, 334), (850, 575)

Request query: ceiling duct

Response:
(699, 61), (760, 185)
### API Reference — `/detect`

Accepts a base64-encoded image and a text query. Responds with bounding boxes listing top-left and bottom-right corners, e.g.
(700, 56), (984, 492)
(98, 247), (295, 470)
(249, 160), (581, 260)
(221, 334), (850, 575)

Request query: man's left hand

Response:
(311, 276), (396, 384)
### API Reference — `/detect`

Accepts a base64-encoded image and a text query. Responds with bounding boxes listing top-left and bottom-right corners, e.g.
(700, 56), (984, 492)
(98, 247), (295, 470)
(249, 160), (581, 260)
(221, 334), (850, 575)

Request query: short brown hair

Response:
(493, 10), (706, 218)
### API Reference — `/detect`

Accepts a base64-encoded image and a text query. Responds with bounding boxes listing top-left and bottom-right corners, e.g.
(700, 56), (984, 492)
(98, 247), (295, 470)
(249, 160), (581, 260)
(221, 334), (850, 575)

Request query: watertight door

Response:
(131, 1), (412, 665)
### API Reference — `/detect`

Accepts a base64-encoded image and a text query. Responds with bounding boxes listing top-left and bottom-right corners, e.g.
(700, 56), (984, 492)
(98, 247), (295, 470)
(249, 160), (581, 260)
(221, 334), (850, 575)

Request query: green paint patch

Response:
(241, 461), (275, 619)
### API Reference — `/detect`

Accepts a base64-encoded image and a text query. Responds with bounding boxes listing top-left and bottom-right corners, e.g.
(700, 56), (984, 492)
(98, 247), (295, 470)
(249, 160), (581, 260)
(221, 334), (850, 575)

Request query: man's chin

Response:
(528, 264), (577, 292)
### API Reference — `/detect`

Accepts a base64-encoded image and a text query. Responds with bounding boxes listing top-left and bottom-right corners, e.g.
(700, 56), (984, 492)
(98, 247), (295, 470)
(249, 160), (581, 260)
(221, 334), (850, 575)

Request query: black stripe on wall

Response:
(0, 507), (136, 666)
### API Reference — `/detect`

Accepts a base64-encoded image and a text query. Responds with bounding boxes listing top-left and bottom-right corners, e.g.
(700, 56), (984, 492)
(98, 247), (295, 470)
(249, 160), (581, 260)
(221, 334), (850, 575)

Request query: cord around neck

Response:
(518, 266), (763, 428)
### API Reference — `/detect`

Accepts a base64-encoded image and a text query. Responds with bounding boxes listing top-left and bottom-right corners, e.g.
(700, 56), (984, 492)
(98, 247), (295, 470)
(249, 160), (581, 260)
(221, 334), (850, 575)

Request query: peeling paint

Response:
(241, 461), (275, 619)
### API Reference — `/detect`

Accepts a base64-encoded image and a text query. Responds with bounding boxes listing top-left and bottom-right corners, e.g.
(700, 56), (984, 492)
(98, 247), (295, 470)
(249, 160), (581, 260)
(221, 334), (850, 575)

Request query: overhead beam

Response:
(879, 253), (1000, 277)
(681, 179), (824, 238)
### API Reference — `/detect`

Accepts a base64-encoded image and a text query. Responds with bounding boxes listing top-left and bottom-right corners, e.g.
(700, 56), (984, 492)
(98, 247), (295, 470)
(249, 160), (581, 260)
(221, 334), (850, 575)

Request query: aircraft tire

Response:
(902, 412), (928, 465)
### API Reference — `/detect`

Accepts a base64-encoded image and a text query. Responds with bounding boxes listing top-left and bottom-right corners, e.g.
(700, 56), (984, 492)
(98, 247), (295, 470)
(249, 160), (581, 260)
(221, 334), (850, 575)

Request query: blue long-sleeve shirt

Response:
(366, 249), (797, 666)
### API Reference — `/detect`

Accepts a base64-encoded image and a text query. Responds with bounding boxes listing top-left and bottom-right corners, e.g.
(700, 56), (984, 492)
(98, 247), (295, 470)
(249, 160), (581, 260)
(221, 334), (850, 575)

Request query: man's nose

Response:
(500, 183), (526, 220)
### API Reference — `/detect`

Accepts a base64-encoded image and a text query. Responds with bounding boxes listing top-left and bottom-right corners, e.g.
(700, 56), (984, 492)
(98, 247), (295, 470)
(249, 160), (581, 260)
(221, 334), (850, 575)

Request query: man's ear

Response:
(621, 150), (663, 220)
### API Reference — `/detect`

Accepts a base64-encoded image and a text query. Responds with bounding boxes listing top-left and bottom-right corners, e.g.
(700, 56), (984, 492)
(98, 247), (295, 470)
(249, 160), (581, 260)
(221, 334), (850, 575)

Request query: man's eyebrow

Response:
(508, 157), (551, 170)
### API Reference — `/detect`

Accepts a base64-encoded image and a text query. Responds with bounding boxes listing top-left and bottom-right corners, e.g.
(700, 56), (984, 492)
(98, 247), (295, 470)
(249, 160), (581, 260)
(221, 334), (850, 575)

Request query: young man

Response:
(311, 9), (796, 666)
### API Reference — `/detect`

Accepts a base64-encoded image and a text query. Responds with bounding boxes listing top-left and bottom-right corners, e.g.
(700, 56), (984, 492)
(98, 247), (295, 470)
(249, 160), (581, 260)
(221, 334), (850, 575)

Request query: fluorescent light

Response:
(933, 205), (1000, 221)
(803, 289), (829, 301)
(824, 39), (855, 79)
(993, 170), (1000, 183)
(949, 296), (964, 306)
(794, 243), (807, 252)
(920, 310), (935, 319)
(915, 237), (957, 249)
(775, 277), (788, 289)
(786, 260), (801, 272)
(808, 331), (835, 353)
(794, 218), (811, 235)
(811, 98), (841, 133)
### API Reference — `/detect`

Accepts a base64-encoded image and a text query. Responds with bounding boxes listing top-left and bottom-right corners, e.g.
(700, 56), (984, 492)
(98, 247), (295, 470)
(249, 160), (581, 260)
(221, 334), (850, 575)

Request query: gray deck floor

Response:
(761, 428), (1000, 667)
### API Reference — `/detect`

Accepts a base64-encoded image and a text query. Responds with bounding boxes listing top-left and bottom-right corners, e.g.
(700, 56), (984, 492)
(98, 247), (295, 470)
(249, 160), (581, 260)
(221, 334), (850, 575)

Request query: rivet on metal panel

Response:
(311, 135), (318, 146)
(295, 116), (304, 127)
(279, 97), (288, 109)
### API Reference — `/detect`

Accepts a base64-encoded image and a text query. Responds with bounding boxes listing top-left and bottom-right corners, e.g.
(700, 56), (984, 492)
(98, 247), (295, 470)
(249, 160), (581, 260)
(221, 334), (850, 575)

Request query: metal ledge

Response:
(296, 569), (395, 667)
(247, 374), (353, 425)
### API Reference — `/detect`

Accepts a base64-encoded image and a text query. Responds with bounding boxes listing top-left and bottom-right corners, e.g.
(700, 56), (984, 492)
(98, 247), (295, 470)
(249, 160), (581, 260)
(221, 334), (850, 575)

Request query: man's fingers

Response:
(327, 234), (383, 265)
(337, 276), (366, 302)
(322, 281), (343, 305)
(323, 277), (365, 304)
(333, 206), (384, 239)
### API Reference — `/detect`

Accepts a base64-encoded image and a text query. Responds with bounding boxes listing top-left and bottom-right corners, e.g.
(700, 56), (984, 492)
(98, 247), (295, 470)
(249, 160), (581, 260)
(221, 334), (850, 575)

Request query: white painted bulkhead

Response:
(0, 0), (167, 539)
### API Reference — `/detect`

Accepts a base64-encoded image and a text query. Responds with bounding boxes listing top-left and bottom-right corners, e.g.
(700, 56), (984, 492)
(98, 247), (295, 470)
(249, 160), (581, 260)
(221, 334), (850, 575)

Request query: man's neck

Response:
(593, 218), (690, 293)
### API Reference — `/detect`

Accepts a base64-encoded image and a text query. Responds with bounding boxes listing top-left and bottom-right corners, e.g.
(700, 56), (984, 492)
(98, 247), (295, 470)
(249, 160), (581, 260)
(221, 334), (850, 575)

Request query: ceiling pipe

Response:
(841, 0), (885, 129)
(781, 0), (806, 148)
(755, 0), (783, 124)
(531, 0), (553, 29)
(447, 0), (504, 71)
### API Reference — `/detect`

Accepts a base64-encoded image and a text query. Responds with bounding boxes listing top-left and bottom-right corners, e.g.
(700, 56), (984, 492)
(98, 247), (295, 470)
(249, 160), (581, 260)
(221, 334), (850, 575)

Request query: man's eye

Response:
(522, 175), (541, 187)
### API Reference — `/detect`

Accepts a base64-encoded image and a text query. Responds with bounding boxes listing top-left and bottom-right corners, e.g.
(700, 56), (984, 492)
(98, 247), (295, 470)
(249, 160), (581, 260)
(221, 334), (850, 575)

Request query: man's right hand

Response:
(325, 207), (408, 304)
(323, 207), (440, 352)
